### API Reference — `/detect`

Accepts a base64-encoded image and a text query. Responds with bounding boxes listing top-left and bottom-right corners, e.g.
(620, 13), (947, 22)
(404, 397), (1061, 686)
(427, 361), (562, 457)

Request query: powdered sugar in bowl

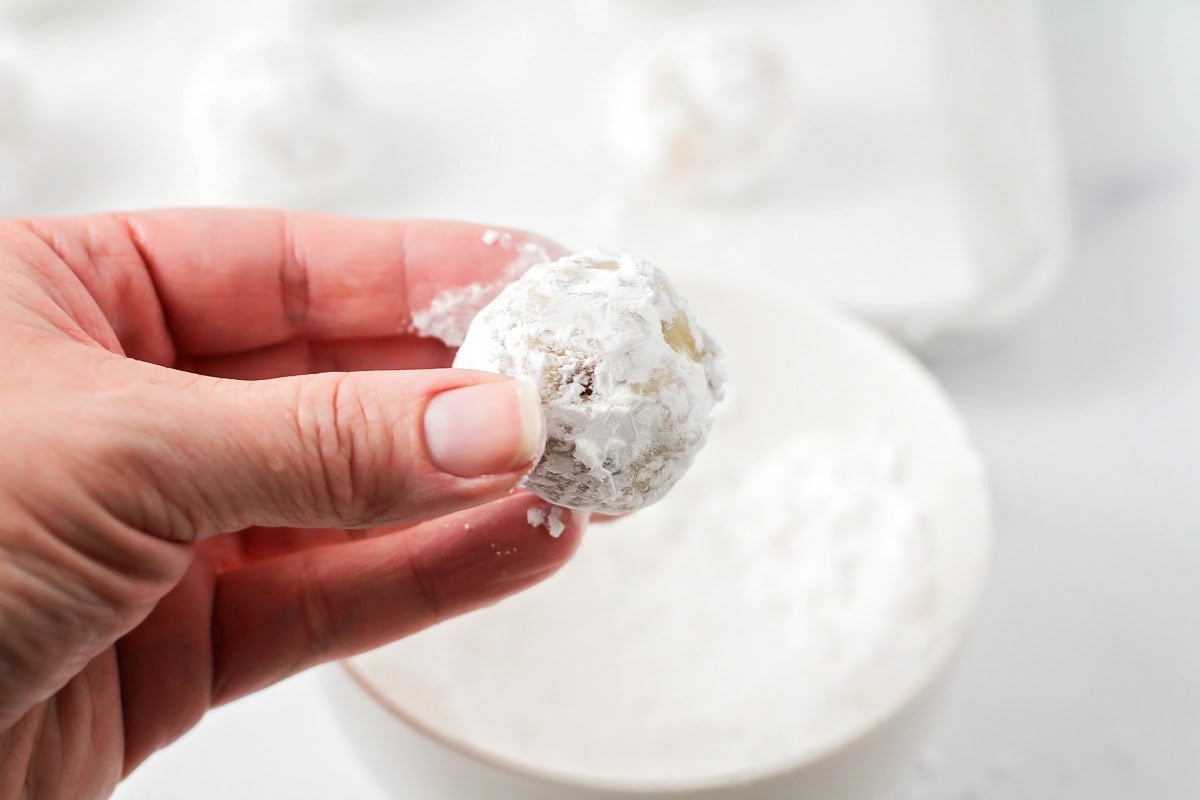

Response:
(325, 281), (991, 799)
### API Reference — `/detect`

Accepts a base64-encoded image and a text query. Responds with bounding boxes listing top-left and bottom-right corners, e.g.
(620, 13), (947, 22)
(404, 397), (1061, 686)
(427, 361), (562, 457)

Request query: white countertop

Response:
(97, 2), (1200, 798)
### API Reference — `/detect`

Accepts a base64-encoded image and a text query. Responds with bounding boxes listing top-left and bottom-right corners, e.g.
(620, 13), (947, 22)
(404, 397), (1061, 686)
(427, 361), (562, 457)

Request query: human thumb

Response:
(121, 367), (545, 541)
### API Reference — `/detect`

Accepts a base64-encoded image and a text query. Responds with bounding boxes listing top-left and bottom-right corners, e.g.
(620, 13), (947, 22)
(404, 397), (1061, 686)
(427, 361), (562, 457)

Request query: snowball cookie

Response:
(607, 31), (794, 200)
(0, 48), (32, 208)
(184, 28), (368, 204)
(454, 251), (726, 515)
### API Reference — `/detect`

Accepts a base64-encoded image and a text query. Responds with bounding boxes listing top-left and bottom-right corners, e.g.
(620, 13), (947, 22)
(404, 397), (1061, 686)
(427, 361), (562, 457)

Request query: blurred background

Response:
(2, 1), (1196, 798)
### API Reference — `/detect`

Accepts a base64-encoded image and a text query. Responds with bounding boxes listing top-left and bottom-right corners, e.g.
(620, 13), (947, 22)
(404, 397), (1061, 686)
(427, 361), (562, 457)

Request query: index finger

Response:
(31, 209), (562, 357)
(128, 210), (562, 355)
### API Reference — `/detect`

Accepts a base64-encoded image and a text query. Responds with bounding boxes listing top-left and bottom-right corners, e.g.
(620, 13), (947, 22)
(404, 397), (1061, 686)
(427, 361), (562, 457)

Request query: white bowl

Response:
(325, 282), (991, 799)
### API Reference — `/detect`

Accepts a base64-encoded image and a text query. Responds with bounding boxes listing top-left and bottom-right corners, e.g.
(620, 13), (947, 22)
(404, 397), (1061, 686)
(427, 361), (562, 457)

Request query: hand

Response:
(0, 210), (584, 800)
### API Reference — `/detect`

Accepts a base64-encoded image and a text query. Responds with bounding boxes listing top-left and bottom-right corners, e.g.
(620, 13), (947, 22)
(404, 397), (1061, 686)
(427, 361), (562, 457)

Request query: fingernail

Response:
(424, 381), (544, 478)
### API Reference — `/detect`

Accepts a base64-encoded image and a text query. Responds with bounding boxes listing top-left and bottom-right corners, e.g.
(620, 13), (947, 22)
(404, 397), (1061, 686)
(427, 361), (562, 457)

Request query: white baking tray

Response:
(1, 0), (1068, 351)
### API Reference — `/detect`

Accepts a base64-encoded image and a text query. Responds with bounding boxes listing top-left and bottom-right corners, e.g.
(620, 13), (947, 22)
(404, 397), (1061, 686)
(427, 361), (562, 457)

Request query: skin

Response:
(0, 210), (584, 800)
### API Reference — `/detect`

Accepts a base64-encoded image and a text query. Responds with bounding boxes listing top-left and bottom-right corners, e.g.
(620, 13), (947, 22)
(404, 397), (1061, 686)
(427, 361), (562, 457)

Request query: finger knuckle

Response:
(403, 541), (443, 623)
(296, 373), (395, 526)
(294, 554), (341, 661)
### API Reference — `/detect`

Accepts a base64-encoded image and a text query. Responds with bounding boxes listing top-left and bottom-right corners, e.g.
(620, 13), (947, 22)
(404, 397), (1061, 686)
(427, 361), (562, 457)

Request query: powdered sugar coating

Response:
(410, 235), (554, 347)
(526, 504), (570, 539)
(455, 251), (725, 514)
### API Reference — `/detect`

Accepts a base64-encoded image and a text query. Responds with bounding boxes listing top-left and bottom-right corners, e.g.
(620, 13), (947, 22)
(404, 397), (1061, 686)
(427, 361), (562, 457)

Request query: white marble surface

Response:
(100, 2), (1198, 798)
(894, 5), (1200, 797)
